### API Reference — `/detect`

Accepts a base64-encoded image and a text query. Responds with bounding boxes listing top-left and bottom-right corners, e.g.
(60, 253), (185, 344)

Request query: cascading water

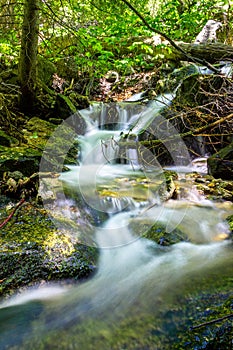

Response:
(0, 96), (232, 350)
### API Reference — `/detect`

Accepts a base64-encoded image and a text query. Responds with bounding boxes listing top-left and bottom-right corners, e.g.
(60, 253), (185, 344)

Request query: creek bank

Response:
(0, 115), (83, 202)
(0, 111), (98, 297)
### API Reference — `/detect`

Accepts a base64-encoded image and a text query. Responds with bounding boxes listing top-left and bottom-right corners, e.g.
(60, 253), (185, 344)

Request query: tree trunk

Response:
(175, 42), (233, 64)
(18, 0), (40, 114)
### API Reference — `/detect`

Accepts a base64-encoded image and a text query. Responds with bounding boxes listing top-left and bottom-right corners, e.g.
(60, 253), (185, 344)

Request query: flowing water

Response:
(0, 99), (232, 349)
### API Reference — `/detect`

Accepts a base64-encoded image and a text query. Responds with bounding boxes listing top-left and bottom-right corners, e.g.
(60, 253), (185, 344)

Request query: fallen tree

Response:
(170, 42), (233, 64)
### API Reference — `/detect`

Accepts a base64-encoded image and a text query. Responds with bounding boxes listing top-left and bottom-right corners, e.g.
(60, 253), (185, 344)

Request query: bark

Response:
(18, 0), (40, 114)
(174, 42), (233, 64)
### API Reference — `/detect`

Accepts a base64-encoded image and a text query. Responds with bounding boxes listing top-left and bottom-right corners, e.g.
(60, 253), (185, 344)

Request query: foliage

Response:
(1, 0), (233, 98)
(150, 0), (233, 42)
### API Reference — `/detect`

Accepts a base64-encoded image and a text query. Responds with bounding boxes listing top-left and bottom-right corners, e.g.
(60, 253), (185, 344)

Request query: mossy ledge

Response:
(0, 201), (98, 297)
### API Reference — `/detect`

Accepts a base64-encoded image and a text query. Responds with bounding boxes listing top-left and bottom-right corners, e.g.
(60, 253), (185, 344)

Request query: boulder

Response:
(207, 142), (233, 180)
(0, 130), (18, 147)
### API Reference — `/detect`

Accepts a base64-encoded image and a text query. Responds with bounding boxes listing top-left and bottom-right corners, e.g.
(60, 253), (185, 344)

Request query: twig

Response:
(190, 313), (233, 330)
(0, 198), (25, 229)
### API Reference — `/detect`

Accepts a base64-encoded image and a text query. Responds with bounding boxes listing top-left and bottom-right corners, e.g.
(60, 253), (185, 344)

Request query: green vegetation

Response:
(0, 1), (233, 349)
(1, 0), (233, 104)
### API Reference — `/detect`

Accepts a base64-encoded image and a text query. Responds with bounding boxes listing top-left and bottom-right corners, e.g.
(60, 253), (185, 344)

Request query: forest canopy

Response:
(1, 0), (232, 83)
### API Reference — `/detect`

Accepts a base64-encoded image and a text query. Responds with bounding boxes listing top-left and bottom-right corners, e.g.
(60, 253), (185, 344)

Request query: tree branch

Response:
(0, 198), (25, 229)
(120, 0), (219, 73)
(118, 113), (233, 147)
(190, 313), (233, 330)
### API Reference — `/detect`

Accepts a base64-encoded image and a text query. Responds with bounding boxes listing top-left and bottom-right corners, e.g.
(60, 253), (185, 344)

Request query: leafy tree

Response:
(1, 0), (233, 113)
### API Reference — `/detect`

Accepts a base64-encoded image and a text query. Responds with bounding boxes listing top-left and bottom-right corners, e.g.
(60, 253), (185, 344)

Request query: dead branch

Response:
(190, 313), (233, 330)
(118, 112), (233, 147)
(0, 198), (25, 229)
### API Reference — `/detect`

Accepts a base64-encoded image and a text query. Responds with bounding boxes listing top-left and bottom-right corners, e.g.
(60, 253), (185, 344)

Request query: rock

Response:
(25, 116), (56, 135)
(0, 202), (98, 297)
(54, 94), (77, 119)
(0, 130), (18, 147)
(37, 56), (56, 86)
(68, 92), (89, 110)
(143, 222), (188, 245)
(195, 176), (233, 202)
(207, 142), (233, 180)
(0, 116), (80, 190)
(52, 93), (88, 135)
(0, 155), (41, 178)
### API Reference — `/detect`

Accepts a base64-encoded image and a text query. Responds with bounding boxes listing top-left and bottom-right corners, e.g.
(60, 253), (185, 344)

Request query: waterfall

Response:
(0, 97), (232, 350)
(126, 92), (175, 134)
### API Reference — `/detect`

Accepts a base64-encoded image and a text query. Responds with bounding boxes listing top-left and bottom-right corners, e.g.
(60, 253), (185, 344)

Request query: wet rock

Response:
(143, 222), (188, 245)
(195, 175), (233, 202)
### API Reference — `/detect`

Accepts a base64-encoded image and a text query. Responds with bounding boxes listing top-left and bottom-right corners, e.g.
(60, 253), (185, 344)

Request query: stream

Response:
(0, 97), (232, 349)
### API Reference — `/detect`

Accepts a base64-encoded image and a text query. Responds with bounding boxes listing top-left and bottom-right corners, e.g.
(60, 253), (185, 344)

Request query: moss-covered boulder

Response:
(0, 147), (42, 178)
(0, 116), (80, 193)
(195, 175), (233, 202)
(207, 142), (233, 180)
(0, 130), (18, 147)
(37, 56), (56, 86)
(0, 202), (98, 297)
(143, 222), (188, 246)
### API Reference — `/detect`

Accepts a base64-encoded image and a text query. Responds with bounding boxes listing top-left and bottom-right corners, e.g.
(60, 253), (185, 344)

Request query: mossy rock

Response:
(128, 219), (188, 246)
(0, 203), (98, 297)
(143, 222), (188, 245)
(207, 142), (233, 180)
(52, 94), (88, 134)
(195, 175), (233, 202)
(0, 151), (41, 177)
(37, 56), (56, 86)
(226, 214), (233, 233)
(0, 130), (18, 147)
(67, 92), (89, 110)
(0, 116), (79, 182)
(53, 94), (77, 119)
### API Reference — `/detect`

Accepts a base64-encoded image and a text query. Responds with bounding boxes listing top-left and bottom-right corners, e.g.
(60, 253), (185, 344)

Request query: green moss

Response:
(0, 115), (79, 182)
(196, 176), (233, 202)
(0, 203), (98, 296)
(20, 288), (233, 350)
(0, 130), (18, 147)
(144, 222), (188, 245)
(37, 56), (56, 86)
(226, 214), (233, 233)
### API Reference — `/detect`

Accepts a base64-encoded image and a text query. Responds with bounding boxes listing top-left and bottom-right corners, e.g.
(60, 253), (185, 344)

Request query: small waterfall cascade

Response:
(0, 94), (232, 350)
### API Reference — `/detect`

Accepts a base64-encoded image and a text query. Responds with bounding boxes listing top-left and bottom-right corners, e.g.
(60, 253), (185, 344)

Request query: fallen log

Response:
(174, 42), (233, 64)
